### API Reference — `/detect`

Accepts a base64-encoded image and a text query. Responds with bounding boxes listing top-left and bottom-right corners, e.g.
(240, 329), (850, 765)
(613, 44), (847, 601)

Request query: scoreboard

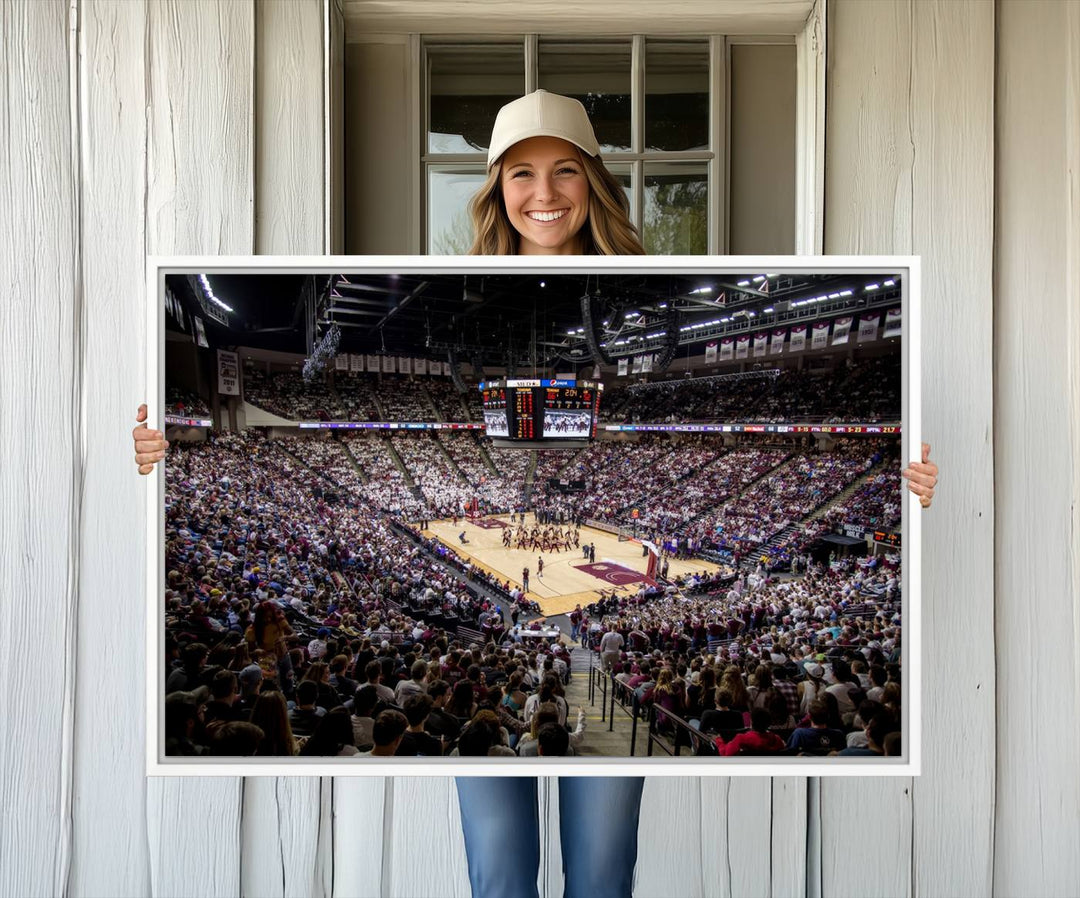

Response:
(479, 378), (603, 443)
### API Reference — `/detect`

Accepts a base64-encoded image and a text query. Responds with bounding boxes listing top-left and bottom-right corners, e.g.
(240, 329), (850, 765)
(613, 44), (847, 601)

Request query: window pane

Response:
(428, 167), (487, 254)
(428, 44), (524, 154)
(645, 40), (709, 152)
(643, 163), (708, 254)
(538, 41), (632, 153)
(604, 163), (634, 221)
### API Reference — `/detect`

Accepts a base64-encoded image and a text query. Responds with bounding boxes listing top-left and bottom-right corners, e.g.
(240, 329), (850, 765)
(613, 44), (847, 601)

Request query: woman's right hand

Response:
(133, 403), (169, 474)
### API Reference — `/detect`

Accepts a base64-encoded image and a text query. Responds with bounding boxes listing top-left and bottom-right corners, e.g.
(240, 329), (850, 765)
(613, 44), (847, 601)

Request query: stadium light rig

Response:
(198, 274), (233, 313)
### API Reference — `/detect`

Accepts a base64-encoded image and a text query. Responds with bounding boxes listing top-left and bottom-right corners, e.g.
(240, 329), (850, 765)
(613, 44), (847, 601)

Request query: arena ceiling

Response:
(166, 270), (902, 363)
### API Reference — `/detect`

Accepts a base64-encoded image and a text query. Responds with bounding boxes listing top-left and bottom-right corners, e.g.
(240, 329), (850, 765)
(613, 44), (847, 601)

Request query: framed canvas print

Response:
(146, 255), (920, 776)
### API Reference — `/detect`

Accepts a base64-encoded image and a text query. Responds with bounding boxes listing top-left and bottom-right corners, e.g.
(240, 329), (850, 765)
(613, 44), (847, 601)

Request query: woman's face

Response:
(499, 136), (590, 255)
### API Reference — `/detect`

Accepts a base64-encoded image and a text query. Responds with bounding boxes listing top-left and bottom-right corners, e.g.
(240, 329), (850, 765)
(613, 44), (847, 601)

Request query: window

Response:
(423, 36), (750, 256)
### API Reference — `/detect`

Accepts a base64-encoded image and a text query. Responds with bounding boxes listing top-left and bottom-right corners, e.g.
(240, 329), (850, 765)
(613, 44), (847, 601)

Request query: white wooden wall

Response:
(1, 1), (1077, 896)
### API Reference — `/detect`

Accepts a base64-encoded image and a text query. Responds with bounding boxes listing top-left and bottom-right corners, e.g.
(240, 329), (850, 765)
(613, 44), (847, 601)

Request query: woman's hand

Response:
(133, 403), (169, 474)
(902, 442), (938, 509)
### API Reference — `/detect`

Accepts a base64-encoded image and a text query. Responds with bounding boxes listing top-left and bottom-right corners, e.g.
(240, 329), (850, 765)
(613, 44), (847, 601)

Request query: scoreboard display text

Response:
(479, 379), (603, 441)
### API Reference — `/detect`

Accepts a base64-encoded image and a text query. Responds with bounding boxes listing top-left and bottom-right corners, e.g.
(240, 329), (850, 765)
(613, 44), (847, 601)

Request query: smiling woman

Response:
(467, 90), (645, 256)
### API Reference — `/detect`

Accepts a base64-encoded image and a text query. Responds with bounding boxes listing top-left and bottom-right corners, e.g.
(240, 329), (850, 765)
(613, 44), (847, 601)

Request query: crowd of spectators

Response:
(585, 553), (903, 757)
(600, 356), (900, 425)
(166, 386), (212, 418)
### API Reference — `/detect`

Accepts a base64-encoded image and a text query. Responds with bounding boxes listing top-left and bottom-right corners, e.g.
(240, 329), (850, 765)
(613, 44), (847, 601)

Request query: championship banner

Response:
(789, 325), (806, 352)
(365, 354), (380, 372)
(217, 349), (239, 396)
(350, 354), (364, 373)
(335, 354), (349, 372)
(433, 361), (446, 376)
(399, 356), (411, 375)
(414, 357), (427, 375)
(592, 365), (601, 379)
(382, 355), (396, 373)
(641, 354), (653, 373)
(193, 316), (208, 348)
(704, 342), (718, 364)
(720, 337), (734, 360)
(618, 358), (629, 376)
(883, 308), (902, 338)
(832, 316), (852, 345)
(753, 333), (768, 357)
(858, 313), (880, 343)
(735, 335), (750, 359)
(632, 355), (643, 374)
(811, 322), (830, 350)
(770, 329), (785, 355)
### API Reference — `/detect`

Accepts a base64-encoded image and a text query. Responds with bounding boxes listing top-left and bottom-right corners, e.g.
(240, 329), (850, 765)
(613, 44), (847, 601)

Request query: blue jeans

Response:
(455, 776), (645, 898)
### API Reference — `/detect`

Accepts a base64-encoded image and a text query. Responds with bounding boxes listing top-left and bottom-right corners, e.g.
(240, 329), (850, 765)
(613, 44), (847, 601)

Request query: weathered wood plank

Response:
(0, 2), (78, 896)
(993, 2), (1080, 894)
(824, 2), (996, 896)
(70, 1), (153, 894)
(144, 3), (255, 895)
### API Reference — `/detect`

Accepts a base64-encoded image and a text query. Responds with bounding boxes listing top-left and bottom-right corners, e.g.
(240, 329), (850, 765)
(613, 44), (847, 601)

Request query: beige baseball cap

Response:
(486, 90), (601, 169)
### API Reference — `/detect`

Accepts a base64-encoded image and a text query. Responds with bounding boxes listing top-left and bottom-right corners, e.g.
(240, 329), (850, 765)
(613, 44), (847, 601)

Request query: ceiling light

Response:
(763, 307), (774, 313)
(828, 293), (840, 299)
(865, 284), (879, 291)
(737, 280), (750, 287)
(883, 279), (895, 286)
(198, 274), (234, 313)
(752, 276), (765, 283)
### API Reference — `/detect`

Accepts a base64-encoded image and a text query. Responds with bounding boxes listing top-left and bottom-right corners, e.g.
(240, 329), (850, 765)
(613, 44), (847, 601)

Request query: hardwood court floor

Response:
(423, 513), (721, 616)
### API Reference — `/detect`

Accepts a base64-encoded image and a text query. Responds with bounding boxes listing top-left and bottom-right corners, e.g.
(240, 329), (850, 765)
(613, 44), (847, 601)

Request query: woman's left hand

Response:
(902, 442), (938, 509)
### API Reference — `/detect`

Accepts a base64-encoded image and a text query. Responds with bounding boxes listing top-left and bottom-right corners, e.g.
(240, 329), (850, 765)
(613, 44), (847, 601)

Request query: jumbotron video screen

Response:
(481, 378), (603, 447)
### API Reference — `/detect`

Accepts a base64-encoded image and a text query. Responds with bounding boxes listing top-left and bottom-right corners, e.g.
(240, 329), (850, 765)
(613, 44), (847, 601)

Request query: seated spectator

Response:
(360, 710), (409, 757)
(364, 660), (397, 706)
(166, 643), (208, 694)
(208, 721), (264, 756)
(288, 680), (326, 738)
(523, 674), (568, 729)
(396, 694), (443, 757)
(248, 690), (298, 757)
(517, 702), (586, 757)
(447, 680), (478, 721)
(328, 654), (358, 704)
(302, 662), (343, 711)
(164, 686), (210, 756)
(394, 659), (429, 705)
(423, 679), (461, 740)
(350, 685), (379, 751)
(204, 670), (245, 725)
(536, 722), (570, 757)
(299, 706), (358, 757)
(453, 710), (516, 757)
(714, 708), (785, 756)
(786, 699), (846, 754)
(836, 711), (897, 757)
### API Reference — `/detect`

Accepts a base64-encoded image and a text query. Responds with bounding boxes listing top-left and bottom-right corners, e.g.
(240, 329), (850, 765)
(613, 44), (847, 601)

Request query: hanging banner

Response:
(382, 356), (396, 373)
(349, 354), (363, 373)
(811, 322), (830, 350)
(735, 335), (750, 359)
(789, 325), (807, 353)
(770, 329), (785, 355)
(883, 308), (902, 338)
(720, 338), (734, 360)
(641, 354), (653, 374)
(432, 361), (445, 376)
(832, 316), (853, 345)
(365, 354), (380, 372)
(632, 355), (643, 374)
(704, 342), (718, 364)
(217, 349), (239, 396)
(618, 358), (629, 377)
(193, 316), (209, 348)
(414, 358), (428, 375)
(335, 354), (349, 372)
(399, 356), (412, 375)
(592, 365), (601, 379)
(753, 333), (768, 357)
(858, 313), (880, 343)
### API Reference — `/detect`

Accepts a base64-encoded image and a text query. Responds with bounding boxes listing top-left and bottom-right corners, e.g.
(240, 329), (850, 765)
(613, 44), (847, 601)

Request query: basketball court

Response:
(422, 512), (722, 615)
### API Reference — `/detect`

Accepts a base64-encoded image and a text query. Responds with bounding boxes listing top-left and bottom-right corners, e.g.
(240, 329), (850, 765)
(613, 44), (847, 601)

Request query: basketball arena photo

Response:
(158, 267), (907, 763)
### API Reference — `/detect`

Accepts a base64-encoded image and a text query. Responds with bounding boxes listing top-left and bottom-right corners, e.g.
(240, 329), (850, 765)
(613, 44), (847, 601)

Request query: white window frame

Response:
(389, 1), (826, 256)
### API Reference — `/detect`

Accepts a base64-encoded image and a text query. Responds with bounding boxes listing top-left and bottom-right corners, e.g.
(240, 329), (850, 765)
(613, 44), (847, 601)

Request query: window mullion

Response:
(525, 34), (537, 93)
(631, 34), (645, 233)
(709, 35), (726, 255)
